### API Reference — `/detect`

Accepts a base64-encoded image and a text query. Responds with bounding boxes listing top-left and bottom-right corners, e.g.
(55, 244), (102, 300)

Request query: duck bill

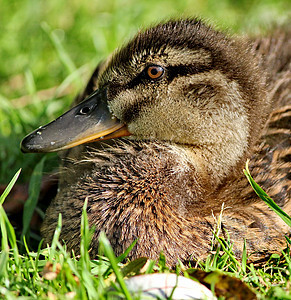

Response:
(21, 89), (131, 153)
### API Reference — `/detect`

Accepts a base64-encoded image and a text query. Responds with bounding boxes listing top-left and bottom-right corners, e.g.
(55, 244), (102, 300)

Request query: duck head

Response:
(21, 19), (268, 177)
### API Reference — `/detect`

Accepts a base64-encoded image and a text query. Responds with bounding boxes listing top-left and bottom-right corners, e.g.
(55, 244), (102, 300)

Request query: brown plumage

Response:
(22, 19), (290, 266)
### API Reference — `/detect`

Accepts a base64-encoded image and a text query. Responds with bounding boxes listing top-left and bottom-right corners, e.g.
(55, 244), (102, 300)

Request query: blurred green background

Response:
(0, 0), (290, 184)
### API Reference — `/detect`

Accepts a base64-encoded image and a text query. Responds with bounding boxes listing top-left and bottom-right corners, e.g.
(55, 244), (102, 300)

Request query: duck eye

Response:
(146, 65), (164, 79)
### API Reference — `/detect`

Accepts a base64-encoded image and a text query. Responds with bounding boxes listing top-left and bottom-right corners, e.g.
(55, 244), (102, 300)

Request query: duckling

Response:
(21, 19), (291, 266)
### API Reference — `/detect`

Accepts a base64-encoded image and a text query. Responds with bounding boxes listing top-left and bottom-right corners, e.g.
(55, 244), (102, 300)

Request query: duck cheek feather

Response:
(20, 89), (131, 153)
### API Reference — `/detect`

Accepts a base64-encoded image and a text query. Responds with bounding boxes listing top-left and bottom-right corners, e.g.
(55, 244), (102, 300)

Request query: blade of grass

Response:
(0, 170), (21, 274)
(41, 22), (77, 75)
(0, 250), (8, 277)
(80, 197), (94, 268)
(24, 68), (37, 102)
(48, 213), (62, 261)
(244, 160), (291, 227)
(99, 232), (132, 300)
(212, 232), (240, 271)
(22, 235), (40, 280)
(241, 240), (247, 274)
(2, 210), (19, 260)
(145, 259), (156, 274)
(21, 157), (45, 241)
(103, 239), (138, 278)
(79, 197), (99, 300)
(0, 207), (9, 251)
(116, 239), (138, 263)
(0, 169), (21, 205)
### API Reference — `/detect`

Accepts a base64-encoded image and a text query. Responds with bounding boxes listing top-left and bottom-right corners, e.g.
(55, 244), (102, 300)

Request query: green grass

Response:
(1, 0), (291, 298)
(244, 161), (291, 228)
(0, 167), (291, 299)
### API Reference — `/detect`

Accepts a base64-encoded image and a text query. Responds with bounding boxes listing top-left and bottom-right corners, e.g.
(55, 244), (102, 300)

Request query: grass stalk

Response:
(244, 160), (291, 227)
(21, 157), (45, 243)
(99, 232), (133, 300)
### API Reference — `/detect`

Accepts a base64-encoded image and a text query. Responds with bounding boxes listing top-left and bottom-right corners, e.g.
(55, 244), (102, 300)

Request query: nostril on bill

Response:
(79, 106), (91, 115)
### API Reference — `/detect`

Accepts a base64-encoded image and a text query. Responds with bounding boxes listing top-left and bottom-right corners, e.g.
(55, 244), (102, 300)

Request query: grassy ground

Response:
(1, 165), (291, 299)
(0, 0), (291, 298)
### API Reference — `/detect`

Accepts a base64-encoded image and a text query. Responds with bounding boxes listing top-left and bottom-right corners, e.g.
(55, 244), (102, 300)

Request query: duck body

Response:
(21, 19), (291, 266)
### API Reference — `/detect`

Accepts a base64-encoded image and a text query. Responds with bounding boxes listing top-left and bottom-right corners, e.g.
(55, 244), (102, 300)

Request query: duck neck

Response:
(174, 139), (248, 187)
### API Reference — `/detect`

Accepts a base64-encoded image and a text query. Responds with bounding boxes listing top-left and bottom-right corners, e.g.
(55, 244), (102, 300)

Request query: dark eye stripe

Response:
(124, 63), (212, 90)
(125, 65), (164, 90)
(125, 72), (145, 89)
(167, 63), (213, 82)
